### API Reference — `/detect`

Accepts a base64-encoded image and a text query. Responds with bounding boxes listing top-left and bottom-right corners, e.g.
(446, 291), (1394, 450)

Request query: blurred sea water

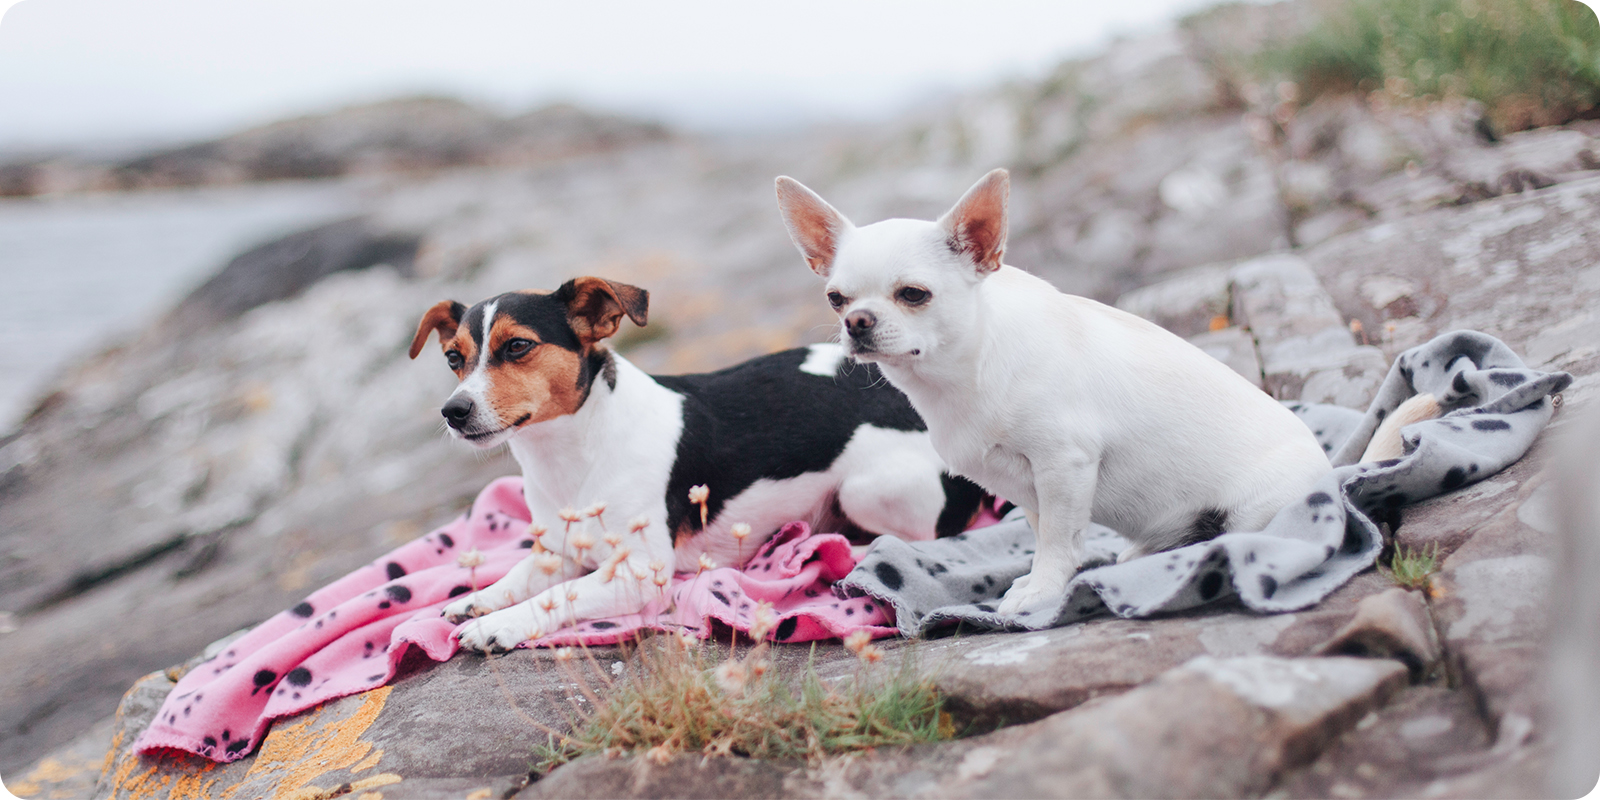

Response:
(0, 180), (366, 433)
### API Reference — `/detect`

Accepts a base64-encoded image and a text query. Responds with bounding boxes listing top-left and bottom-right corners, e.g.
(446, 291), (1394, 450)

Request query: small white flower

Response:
(714, 661), (749, 696)
(730, 522), (751, 541)
(533, 552), (563, 576)
(571, 532), (595, 552)
(539, 596), (558, 613)
(698, 553), (717, 572)
(629, 516), (650, 533)
(526, 523), (548, 541)
(597, 546), (632, 583)
(585, 501), (607, 518)
(687, 485), (710, 504)
(750, 601), (777, 641)
(554, 647), (574, 662)
(603, 532), (624, 547)
(648, 560), (666, 574)
(843, 629), (872, 655)
(646, 744), (672, 765)
(456, 548), (485, 569)
(558, 507), (582, 523)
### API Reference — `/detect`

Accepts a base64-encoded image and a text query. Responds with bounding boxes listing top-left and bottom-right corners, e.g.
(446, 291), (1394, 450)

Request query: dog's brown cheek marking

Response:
(485, 345), (584, 425)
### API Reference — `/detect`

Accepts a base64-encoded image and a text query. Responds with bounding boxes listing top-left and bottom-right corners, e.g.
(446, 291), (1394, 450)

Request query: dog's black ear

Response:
(410, 300), (466, 359)
(556, 277), (649, 345)
(938, 168), (1009, 274)
(775, 176), (853, 277)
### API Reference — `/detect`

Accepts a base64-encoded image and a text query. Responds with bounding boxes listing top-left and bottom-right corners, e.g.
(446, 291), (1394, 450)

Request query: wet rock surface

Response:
(5, 2), (1599, 796)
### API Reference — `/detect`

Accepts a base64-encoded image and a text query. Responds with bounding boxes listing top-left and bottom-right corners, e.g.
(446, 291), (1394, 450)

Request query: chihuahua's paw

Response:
(453, 606), (545, 654)
(441, 591), (503, 624)
(996, 571), (1067, 617)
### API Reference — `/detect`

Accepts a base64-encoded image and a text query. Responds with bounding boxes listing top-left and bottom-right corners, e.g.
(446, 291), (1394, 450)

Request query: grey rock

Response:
(950, 655), (1406, 799)
(1186, 326), (1263, 387)
(0, 715), (115, 800)
(1274, 686), (1494, 799)
(1230, 254), (1388, 404)
(1313, 588), (1440, 682)
(171, 217), (421, 328)
(1114, 262), (1232, 338)
(924, 571), (1397, 732)
(524, 753), (805, 800)
(1303, 174), (1600, 379)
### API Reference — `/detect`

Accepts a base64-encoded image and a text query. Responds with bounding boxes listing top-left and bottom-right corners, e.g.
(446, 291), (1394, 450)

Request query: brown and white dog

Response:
(410, 277), (988, 652)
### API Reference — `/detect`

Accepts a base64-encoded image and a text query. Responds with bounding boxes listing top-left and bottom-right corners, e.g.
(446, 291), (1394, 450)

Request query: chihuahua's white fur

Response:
(777, 169), (1332, 615)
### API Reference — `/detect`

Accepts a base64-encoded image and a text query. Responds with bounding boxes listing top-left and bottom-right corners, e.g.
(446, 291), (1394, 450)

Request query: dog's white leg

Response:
(997, 451), (1098, 616)
(454, 556), (668, 653)
(835, 464), (944, 541)
(441, 553), (569, 623)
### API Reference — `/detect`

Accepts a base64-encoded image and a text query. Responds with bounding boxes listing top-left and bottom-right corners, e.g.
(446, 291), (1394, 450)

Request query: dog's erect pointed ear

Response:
(938, 168), (1010, 274)
(410, 300), (466, 359)
(775, 176), (854, 277)
(555, 277), (649, 345)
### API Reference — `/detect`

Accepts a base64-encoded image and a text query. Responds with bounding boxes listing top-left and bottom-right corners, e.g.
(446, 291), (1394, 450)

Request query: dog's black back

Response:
(654, 348), (985, 542)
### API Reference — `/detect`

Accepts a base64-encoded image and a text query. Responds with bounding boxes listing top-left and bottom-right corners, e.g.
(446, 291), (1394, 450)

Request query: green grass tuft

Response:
(1259, 0), (1600, 132)
(1387, 541), (1441, 590)
(533, 634), (952, 772)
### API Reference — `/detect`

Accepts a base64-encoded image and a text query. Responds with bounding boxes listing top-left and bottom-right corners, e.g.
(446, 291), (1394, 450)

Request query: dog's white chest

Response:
(926, 418), (1038, 511)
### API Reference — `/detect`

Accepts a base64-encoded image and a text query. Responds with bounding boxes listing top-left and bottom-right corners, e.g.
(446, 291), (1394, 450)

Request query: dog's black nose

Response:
(441, 396), (475, 429)
(845, 309), (877, 337)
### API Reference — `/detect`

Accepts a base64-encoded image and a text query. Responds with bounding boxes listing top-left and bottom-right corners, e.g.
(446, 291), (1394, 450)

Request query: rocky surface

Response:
(5, 2), (1600, 796)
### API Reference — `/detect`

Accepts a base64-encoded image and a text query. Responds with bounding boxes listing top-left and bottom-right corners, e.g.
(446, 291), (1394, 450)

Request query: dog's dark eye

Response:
(504, 339), (533, 359)
(446, 351), (464, 370)
(826, 291), (847, 310)
(896, 286), (931, 306)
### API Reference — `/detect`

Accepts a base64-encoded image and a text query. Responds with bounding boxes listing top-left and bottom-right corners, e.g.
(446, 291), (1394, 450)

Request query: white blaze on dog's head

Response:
(776, 169), (1011, 366)
(408, 277), (648, 448)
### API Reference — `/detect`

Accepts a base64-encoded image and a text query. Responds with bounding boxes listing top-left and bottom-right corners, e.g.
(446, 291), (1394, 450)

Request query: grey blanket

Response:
(836, 331), (1571, 636)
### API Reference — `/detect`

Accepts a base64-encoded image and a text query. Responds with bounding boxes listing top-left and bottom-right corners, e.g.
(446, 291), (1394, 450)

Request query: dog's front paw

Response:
(453, 606), (545, 654)
(441, 592), (502, 624)
(996, 572), (1067, 617)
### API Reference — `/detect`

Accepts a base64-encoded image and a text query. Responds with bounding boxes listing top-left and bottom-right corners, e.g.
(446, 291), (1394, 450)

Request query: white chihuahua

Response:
(775, 169), (1332, 615)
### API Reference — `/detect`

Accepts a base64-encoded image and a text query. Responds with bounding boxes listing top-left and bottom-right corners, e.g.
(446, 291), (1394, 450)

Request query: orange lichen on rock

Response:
(225, 686), (396, 799)
(102, 752), (219, 800)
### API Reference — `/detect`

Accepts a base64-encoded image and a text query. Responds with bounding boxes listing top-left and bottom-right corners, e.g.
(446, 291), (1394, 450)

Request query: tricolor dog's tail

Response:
(1360, 393), (1443, 463)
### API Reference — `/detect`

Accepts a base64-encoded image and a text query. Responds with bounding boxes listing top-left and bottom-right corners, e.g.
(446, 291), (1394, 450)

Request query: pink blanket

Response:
(133, 477), (900, 762)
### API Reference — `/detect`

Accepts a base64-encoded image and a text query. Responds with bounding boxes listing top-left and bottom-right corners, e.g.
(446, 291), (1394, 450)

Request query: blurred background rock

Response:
(2, 0), (1598, 792)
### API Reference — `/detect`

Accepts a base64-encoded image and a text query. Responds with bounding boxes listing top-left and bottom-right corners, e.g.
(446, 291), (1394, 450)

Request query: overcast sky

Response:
(0, 0), (1230, 154)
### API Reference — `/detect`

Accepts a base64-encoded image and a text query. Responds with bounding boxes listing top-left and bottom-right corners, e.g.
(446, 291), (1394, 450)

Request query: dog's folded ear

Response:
(775, 176), (854, 277)
(938, 168), (1009, 274)
(409, 300), (466, 359)
(556, 277), (649, 345)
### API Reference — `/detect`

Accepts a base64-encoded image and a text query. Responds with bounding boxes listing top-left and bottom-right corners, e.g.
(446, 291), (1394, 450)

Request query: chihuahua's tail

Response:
(1360, 393), (1442, 463)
